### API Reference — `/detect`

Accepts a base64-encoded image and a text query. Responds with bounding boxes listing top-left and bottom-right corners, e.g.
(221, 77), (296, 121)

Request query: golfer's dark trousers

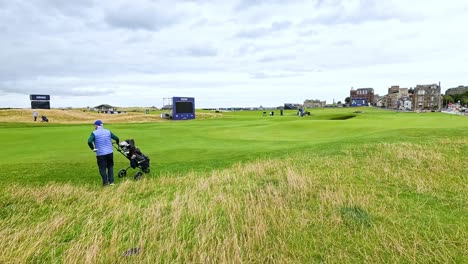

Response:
(97, 153), (114, 185)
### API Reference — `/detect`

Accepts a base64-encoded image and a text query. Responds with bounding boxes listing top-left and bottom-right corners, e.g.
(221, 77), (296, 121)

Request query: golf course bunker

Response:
(329, 114), (357, 120)
(308, 114), (358, 120)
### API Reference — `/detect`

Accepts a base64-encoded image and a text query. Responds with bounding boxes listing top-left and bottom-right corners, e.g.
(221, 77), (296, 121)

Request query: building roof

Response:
(94, 104), (114, 109)
(352, 87), (374, 91)
(415, 84), (439, 89)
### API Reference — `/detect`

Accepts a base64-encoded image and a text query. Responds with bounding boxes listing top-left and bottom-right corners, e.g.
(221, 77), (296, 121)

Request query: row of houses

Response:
(350, 83), (453, 111)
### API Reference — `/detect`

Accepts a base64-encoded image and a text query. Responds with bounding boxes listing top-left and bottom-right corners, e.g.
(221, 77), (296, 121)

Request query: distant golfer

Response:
(88, 120), (120, 186)
(33, 111), (38, 121)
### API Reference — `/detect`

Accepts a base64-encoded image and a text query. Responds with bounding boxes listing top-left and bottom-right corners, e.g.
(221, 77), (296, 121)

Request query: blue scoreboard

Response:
(30, 94), (51, 109)
(172, 97), (195, 120)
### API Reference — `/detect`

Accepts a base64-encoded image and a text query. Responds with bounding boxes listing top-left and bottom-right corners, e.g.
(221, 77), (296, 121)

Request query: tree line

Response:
(443, 91), (468, 107)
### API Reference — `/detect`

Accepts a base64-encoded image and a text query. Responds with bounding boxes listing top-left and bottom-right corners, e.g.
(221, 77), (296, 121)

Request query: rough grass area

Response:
(0, 109), (221, 123)
(0, 139), (466, 263)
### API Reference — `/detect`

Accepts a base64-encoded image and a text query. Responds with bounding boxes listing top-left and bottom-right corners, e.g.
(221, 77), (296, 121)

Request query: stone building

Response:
(386, 86), (409, 109)
(375, 95), (386, 108)
(445, 86), (468, 96)
(412, 84), (442, 111)
(303, 99), (326, 108)
(350, 88), (374, 106)
(398, 96), (412, 110)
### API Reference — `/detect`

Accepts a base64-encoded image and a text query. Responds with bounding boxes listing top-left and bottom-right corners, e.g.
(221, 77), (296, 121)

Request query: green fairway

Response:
(0, 108), (467, 263)
(1, 108), (466, 186)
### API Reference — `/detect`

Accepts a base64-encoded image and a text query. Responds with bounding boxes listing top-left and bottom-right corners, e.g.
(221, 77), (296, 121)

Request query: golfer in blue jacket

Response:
(88, 120), (119, 186)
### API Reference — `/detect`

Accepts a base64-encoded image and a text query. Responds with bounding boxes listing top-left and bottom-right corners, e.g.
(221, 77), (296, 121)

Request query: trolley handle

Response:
(112, 142), (122, 152)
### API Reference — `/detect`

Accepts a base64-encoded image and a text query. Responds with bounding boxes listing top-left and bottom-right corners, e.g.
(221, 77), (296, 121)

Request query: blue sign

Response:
(172, 97), (195, 120)
(30, 94), (50, 100)
(351, 99), (367, 107)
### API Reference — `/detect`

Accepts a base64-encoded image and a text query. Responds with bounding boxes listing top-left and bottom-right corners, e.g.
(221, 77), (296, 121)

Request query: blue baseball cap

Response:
(94, 120), (103, 126)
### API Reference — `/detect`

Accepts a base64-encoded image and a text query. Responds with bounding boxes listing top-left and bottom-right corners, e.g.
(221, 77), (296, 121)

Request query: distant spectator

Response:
(33, 111), (38, 121)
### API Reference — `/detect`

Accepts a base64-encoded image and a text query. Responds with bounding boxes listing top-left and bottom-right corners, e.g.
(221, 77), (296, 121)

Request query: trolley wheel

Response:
(118, 169), (127, 178)
(134, 171), (143, 180)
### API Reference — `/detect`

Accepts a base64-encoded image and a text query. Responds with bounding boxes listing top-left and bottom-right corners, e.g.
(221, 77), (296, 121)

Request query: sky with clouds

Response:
(1, 0), (467, 108)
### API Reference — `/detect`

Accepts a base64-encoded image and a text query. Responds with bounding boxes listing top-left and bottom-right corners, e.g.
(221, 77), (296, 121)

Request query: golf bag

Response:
(115, 139), (150, 180)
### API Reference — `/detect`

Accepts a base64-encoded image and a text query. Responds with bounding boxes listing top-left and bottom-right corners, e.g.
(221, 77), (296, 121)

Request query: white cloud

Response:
(0, 0), (467, 108)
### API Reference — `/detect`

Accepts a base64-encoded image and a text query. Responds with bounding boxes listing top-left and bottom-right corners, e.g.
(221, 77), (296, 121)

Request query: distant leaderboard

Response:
(30, 94), (51, 109)
(172, 97), (195, 120)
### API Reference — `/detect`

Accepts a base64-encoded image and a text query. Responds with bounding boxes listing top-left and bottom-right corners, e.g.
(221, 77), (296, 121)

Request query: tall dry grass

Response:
(0, 109), (221, 123)
(0, 139), (466, 263)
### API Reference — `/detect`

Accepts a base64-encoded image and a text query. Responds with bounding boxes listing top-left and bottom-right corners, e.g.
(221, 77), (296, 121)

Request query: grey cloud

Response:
(0, 1), (96, 38)
(34, 0), (94, 17)
(0, 47), (117, 82)
(0, 0), (95, 30)
(104, 3), (181, 31)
